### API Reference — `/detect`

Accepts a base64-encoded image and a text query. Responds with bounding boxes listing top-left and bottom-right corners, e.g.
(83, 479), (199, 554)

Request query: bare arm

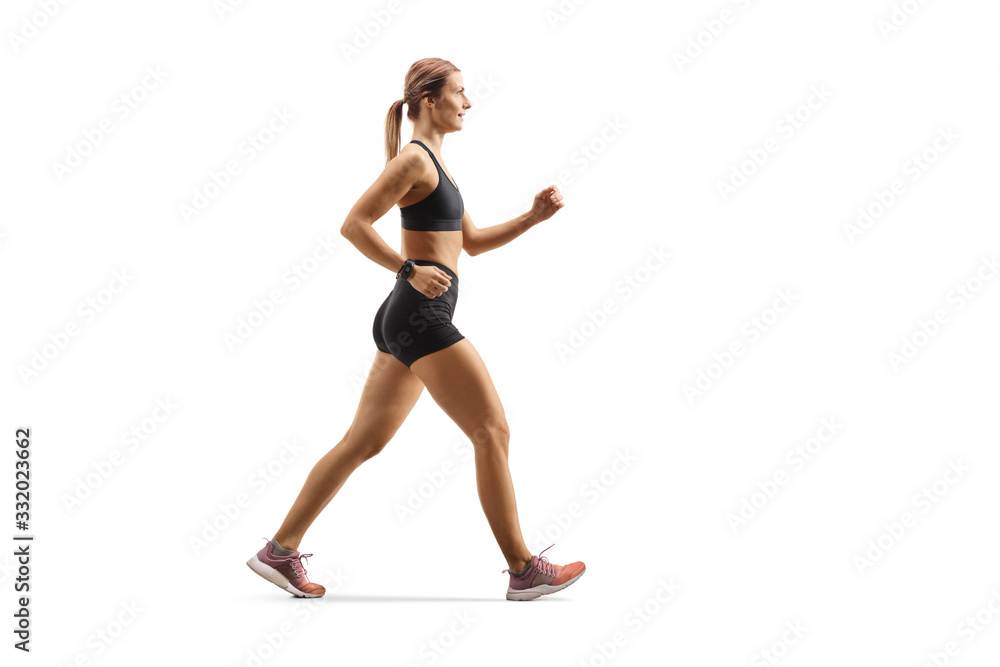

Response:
(339, 151), (422, 273)
(462, 185), (565, 256)
(462, 211), (537, 256)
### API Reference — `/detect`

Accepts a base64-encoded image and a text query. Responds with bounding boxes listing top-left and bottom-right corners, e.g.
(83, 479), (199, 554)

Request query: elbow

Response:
(463, 235), (480, 256)
(342, 216), (374, 240)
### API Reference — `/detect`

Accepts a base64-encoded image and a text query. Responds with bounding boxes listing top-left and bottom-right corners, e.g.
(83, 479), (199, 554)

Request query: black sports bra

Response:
(399, 140), (464, 232)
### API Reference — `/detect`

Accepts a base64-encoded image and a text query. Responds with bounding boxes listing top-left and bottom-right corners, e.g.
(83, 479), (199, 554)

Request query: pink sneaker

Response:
(246, 538), (325, 598)
(502, 544), (585, 601)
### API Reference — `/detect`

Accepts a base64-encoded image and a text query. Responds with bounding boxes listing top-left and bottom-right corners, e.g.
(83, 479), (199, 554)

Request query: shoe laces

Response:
(289, 553), (312, 579)
(502, 543), (555, 576)
(534, 544), (555, 576)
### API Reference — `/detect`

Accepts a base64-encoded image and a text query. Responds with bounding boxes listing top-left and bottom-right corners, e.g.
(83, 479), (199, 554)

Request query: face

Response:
(429, 72), (471, 132)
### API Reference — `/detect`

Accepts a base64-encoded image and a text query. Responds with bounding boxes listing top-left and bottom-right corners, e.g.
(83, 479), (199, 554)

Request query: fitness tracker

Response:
(396, 259), (415, 281)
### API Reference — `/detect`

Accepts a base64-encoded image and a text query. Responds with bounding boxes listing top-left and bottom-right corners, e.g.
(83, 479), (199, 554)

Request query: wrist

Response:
(522, 211), (539, 228)
(396, 258), (416, 281)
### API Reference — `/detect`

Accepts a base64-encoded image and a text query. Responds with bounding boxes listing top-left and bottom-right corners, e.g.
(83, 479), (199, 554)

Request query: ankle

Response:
(507, 555), (532, 574)
(272, 534), (300, 552)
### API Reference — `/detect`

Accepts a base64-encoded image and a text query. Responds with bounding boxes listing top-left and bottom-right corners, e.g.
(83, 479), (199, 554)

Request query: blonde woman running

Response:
(247, 57), (585, 602)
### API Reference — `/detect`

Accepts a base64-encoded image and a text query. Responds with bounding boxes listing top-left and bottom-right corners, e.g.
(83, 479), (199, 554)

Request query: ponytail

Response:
(383, 58), (459, 166)
(384, 98), (405, 165)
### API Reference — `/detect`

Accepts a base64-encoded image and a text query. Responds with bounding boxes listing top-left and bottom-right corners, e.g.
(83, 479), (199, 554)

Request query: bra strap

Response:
(409, 140), (441, 169)
(409, 140), (458, 190)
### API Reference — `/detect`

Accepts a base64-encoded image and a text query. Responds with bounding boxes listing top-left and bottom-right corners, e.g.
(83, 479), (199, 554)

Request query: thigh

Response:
(408, 338), (507, 444)
(342, 350), (425, 447)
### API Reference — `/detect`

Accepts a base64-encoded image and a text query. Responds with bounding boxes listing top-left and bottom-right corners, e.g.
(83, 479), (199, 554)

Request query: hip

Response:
(382, 259), (459, 317)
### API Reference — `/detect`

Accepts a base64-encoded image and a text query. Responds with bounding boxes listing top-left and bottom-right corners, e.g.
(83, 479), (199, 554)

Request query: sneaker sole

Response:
(246, 554), (325, 598)
(506, 566), (586, 601)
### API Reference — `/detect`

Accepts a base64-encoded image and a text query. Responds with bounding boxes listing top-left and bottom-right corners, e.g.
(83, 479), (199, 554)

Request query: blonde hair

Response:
(384, 57), (459, 165)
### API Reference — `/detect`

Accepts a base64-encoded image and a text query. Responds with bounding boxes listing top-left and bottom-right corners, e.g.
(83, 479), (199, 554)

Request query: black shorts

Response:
(372, 259), (465, 367)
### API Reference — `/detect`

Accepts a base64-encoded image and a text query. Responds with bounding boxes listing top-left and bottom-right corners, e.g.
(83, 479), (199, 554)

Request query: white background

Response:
(2, 0), (999, 665)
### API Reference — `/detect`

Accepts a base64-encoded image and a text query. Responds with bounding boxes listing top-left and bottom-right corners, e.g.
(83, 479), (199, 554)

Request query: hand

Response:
(406, 264), (453, 298)
(529, 185), (565, 224)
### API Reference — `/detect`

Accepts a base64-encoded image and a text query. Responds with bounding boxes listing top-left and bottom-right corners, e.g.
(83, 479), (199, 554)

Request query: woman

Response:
(247, 58), (585, 601)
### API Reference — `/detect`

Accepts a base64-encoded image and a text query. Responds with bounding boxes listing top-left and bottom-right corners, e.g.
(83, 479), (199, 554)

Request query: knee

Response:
(359, 443), (388, 462)
(471, 414), (510, 455)
(347, 435), (390, 463)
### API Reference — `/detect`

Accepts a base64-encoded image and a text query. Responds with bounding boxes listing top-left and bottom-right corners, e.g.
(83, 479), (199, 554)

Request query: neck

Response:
(411, 129), (446, 155)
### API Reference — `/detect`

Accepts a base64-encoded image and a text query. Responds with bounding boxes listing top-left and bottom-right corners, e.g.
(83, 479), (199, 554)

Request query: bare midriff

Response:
(400, 229), (463, 274)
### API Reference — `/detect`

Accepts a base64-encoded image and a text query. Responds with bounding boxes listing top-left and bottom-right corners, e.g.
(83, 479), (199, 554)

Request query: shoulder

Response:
(388, 144), (433, 185)
(393, 144), (431, 171)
